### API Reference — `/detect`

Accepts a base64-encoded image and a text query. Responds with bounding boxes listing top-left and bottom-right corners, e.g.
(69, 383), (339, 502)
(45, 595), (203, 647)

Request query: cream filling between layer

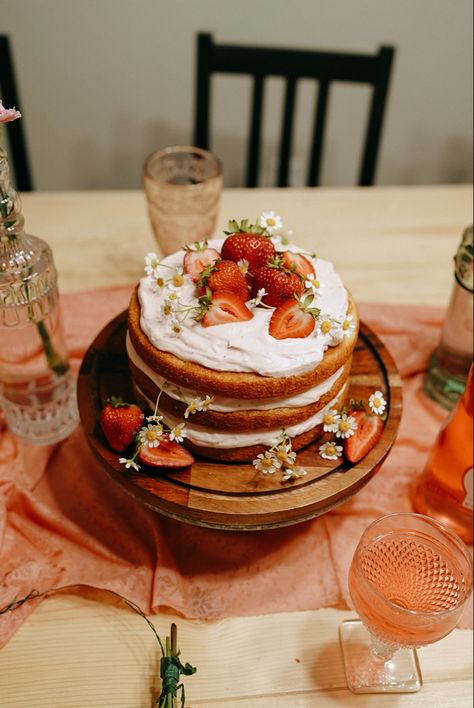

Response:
(137, 384), (348, 449)
(126, 333), (344, 411)
(137, 238), (349, 378)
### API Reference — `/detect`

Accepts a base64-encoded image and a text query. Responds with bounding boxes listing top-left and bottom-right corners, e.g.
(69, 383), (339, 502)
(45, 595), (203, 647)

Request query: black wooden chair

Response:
(193, 33), (395, 187)
(0, 35), (33, 191)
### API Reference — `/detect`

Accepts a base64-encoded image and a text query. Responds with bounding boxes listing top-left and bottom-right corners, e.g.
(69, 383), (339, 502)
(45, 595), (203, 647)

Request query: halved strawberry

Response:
(269, 298), (316, 339)
(137, 434), (194, 468)
(281, 251), (315, 280)
(344, 410), (384, 463)
(201, 290), (253, 327)
(252, 260), (304, 307)
(198, 259), (249, 302)
(100, 397), (144, 452)
(183, 243), (220, 282)
(221, 232), (276, 274)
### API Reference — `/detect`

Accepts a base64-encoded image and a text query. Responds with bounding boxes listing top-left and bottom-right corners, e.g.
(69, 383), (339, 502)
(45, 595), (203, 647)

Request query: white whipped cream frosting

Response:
(137, 385), (347, 449)
(137, 238), (348, 378)
(126, 333), (344, 411)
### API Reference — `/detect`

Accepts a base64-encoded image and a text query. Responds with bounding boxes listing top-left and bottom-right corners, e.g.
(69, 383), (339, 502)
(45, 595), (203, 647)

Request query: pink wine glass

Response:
(339, 512), (473, 693)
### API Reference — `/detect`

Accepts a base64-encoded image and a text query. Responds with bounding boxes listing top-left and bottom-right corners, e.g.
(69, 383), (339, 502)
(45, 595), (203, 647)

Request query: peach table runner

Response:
(0, 285), (472, 648)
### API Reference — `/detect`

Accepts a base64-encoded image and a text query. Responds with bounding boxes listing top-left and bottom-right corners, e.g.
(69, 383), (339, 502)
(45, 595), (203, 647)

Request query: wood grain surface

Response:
(77, 311), (402, 530)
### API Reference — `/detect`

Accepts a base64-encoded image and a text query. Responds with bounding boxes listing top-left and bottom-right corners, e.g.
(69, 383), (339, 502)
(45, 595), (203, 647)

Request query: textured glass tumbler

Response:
(339, 513), (473, 694)
(143, 146), (223, 255)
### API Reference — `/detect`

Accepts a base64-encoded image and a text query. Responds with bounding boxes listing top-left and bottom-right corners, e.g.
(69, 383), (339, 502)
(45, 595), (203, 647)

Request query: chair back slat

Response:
(0, 35), (33, 191)
(194, 33), (395, 187)
(277, 77), (297, 187)
(308, 79), (330, 187)
(246, 75), (264, 188)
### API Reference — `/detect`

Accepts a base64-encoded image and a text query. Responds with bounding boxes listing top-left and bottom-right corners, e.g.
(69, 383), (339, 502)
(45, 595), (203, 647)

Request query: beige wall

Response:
(2, 0), (473, 189)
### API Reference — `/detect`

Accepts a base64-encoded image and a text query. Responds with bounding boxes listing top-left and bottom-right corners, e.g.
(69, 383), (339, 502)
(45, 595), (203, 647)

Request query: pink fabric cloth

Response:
(0, 287), (472, 647)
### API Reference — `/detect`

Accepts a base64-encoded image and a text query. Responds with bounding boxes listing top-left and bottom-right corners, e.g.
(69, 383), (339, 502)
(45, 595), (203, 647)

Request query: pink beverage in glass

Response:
(349, 524), (472, 648)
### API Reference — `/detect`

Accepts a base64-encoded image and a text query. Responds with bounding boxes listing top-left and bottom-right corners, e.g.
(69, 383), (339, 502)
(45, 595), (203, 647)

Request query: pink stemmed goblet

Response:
(339, 512), (473, 693)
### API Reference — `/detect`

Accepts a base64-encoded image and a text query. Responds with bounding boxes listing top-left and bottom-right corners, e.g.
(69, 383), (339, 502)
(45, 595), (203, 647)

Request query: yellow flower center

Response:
(323, 413), (335, 425)
(163, 304), (172, 316)
(146, 430), (159, 441)
(321, 320), (332, 334)
(267, 218), (276, 226)
(276, 450), (289, 463)
(325, 444), (337, 456)
(373, 397), (381, 408)
(172, 273), (184, 287)
(168, 292), (177, 300)
(342, 319), (350, 330)
(339, 420), (350, 433)
(261, 457), (273, 468)
(172, 324), (182, 333)
(156, 277), (165, 287)
(310, 278), (320, 288)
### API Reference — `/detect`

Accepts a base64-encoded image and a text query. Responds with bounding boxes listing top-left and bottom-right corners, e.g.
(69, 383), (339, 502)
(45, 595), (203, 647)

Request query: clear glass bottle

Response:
(423, 225), (473, 410)
(0, 145), (78, 444)
(413, 364), (473, 544)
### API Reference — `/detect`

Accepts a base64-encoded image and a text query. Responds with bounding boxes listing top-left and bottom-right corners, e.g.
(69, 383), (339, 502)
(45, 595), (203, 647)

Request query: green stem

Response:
(35, 318), (69, 375)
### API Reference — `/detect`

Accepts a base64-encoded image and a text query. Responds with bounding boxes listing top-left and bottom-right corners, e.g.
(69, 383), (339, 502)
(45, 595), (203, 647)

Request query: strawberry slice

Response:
(344, 410), (384, 463)
(137, 434), (194, 468)
(201, 290), (253, 327)
(281, 251), (315, 280)
(269, 299), (316, 339)
(183, 245), (220, 282)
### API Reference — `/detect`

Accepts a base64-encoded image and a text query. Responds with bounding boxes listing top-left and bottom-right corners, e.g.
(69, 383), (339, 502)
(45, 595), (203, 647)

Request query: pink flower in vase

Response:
(0, 100), (21, 123)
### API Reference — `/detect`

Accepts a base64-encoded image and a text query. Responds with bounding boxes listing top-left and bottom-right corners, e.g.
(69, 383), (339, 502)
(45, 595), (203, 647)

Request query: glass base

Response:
(0, 373), (79, 445)
(339, 620), (422, 694)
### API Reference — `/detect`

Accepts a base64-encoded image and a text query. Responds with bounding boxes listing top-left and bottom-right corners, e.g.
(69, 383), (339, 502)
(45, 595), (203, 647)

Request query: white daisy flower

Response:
(144, 253), (161, 276)
(138, 423), (163, 448)
(317, 314), (339, 336)
(369, 390), (387, 416)
(258, 211), (283, 235)
(322, 409), (341, 433)
(167, 269), (186, 290)
(335, 413), (358, 439)
(152, 276), (167, 291)
(146, 413), (163, 424)
(250, 287), (268, 307)
(169, 423), (187, 442)
(169, 317), (183, 336)
(282, 465), (307, 481)
(274, 444), (297, 467)
(200, 394), (214, 411)
(252, 450), (281, 474)
(341, 315), (356, 338)
(119, 457), (140, 471)
(304, 275), (320, 293)
(237, 258), (249, 275)
(319, 440), (343, 461)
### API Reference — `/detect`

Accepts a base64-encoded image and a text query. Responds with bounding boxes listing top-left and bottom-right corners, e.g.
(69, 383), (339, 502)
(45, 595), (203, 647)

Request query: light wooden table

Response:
(0, 185), (472, 707)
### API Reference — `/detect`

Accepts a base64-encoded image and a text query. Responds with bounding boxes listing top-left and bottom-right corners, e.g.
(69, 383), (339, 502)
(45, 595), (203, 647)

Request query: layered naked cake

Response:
(127, 215), (359, 462)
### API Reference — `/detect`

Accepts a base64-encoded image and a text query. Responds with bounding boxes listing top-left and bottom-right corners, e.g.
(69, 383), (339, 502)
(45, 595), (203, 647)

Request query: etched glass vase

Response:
(0, 145), (78, 444)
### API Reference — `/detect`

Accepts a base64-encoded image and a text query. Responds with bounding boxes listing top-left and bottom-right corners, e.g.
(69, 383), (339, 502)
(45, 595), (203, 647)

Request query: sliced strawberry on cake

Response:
(269, 295), (320, 339)
(137, 433), (194, 468)
(199, 290), (253, 327)
(344, 410), (384, 463)
(183, 242), (220, 282)
(280, 251), (315, 280)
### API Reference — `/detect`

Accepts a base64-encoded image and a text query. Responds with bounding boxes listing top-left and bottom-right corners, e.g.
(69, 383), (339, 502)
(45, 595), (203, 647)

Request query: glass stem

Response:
(369, 633), (397, 663)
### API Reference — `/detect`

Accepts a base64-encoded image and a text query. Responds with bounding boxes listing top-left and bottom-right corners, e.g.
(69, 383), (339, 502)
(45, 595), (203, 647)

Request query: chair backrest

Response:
(193, 33), (395, 187)
(0, 35), (33, 191)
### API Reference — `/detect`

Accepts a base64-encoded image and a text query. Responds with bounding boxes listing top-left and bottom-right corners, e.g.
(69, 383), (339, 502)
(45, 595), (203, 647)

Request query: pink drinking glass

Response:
(339, 512), (473, 693)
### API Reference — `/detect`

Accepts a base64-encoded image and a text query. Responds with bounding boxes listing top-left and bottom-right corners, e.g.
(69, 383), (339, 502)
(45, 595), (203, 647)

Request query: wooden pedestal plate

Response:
(77, 311), (402, 531)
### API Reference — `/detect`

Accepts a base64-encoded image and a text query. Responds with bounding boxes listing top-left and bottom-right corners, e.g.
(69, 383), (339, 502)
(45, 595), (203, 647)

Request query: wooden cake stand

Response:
(77, 312), (402, 531)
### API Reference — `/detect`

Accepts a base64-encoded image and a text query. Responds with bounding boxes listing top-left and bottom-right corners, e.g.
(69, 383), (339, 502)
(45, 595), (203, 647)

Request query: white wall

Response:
(2, 0), (473, 189)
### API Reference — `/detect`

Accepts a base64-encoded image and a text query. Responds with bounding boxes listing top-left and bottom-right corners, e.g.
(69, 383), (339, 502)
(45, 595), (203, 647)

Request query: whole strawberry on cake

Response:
(126, 212), (359, 464)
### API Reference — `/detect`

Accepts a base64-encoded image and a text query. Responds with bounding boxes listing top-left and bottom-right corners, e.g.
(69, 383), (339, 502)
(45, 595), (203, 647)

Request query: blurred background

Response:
(2, 0), (473, 190)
